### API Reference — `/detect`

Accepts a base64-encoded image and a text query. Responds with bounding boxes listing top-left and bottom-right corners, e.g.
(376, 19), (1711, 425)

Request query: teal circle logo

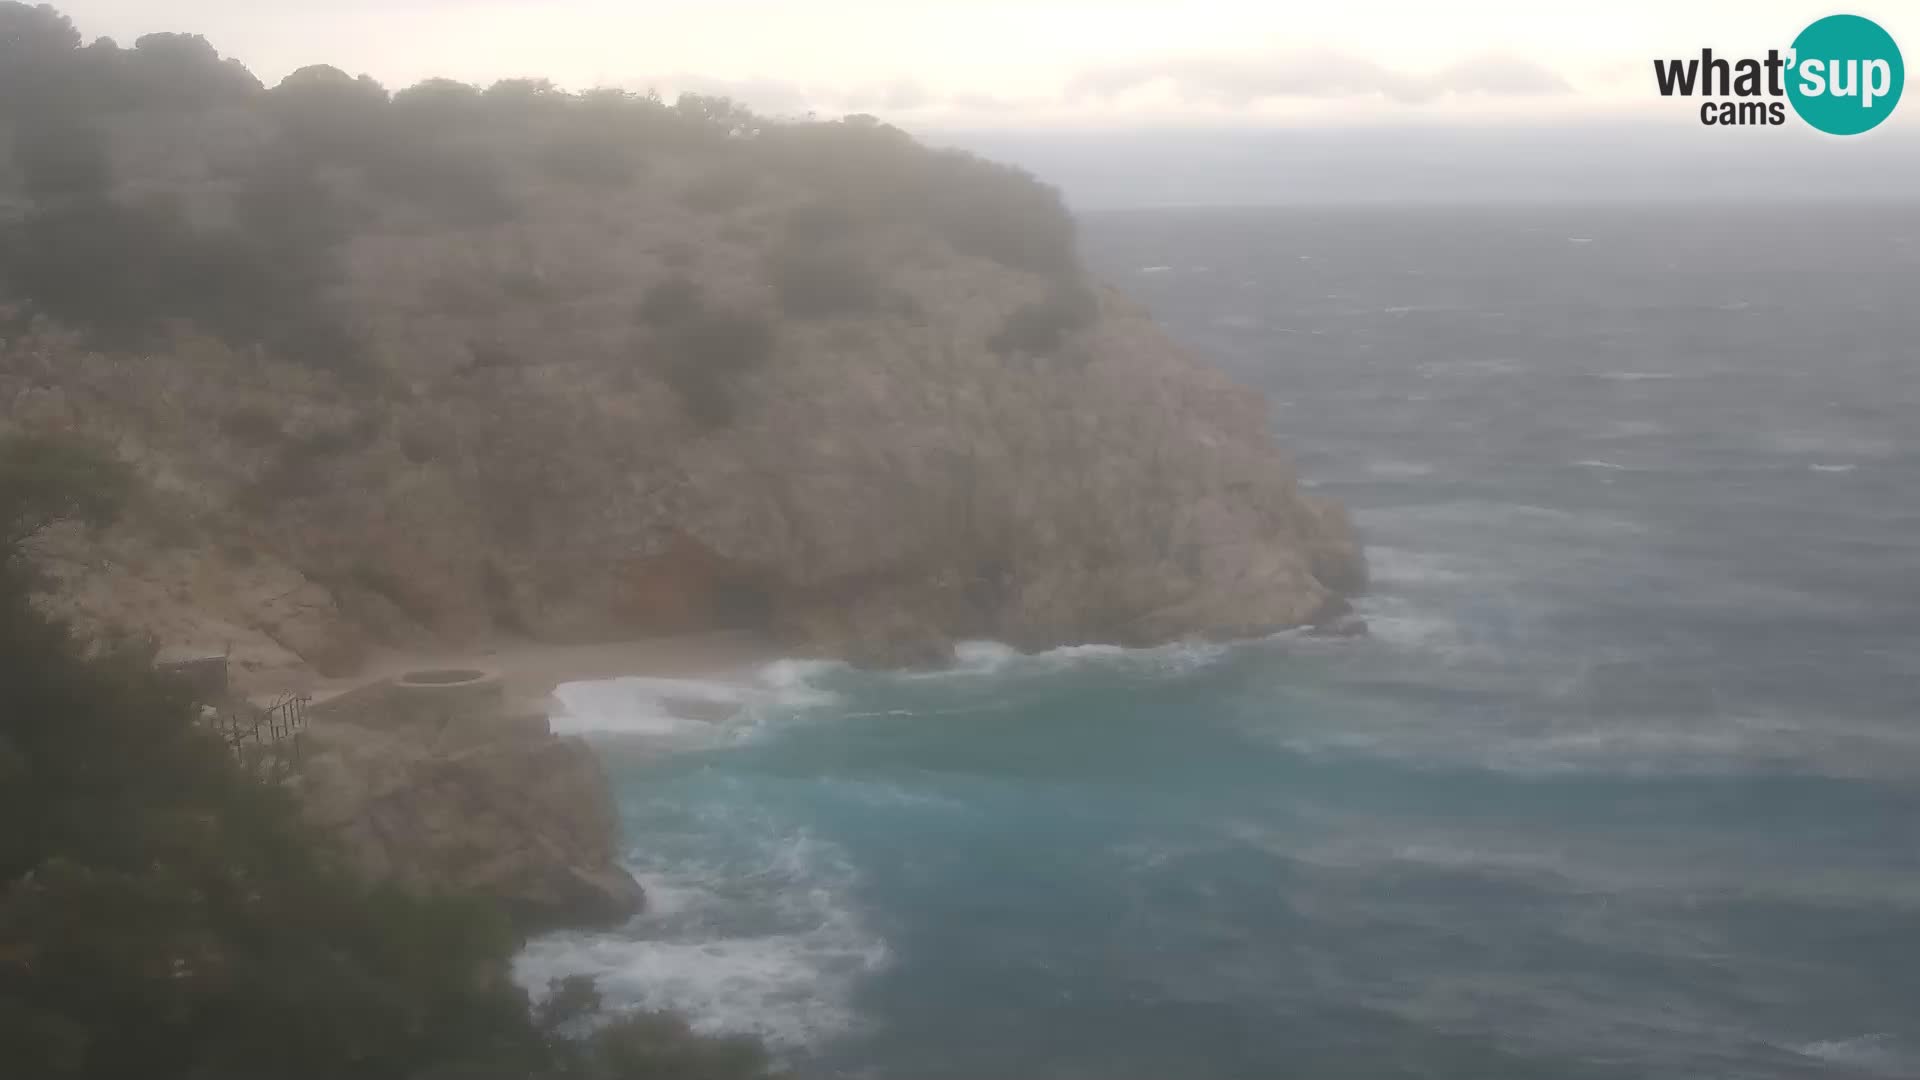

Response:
(1787, 14), (1904, 134)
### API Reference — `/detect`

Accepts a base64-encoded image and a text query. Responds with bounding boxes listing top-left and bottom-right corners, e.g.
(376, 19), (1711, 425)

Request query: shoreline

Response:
(300, 630), (792, 717)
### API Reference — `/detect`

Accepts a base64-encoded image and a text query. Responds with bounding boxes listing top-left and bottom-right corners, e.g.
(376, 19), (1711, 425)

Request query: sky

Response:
(38, 1), (1920, 205)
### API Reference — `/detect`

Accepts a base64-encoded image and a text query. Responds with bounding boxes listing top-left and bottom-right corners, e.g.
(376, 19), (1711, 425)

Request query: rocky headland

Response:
(293, 668), (646, 929)
(3, 43), (1362, 685)
(0, 24), (1363, 924)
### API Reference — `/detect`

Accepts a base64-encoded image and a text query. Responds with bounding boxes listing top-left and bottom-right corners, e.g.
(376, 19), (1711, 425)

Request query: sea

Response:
(515, 204), (1920, 1079)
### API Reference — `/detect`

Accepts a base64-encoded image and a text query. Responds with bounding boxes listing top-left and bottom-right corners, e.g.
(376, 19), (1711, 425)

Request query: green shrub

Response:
(482, 77), (564, 114)
(0, 433), (130, 548)
(239, 419), (374, 506)
(0, 443), (769, 1079)
(370, 145), (516, 225)
(666, 309), (774, 428)
(0, 533), (543, 1080)
(756, 119), (1081, 277)
(9, 117), (112, 200)
(989, 281), (1099, 358)
(0, 184), (366, 376)
(267, 64), (390, 161)
(122, 31), (261, 108)
(768, 243), (881, 319)
(636, 275), (702, 328)
(466, 340), (521, 371)
(347, 560), (437, 626)
(390, 78), (483, 122)
(679, 167), (755, 214)
(540, 132), (639, 187)
(925, 150), (1079, 277)
(499, 268), (556, 302)
(217, 406), (283, 446)
(782, 201), (859, 247)
(657, 240), (697, 270)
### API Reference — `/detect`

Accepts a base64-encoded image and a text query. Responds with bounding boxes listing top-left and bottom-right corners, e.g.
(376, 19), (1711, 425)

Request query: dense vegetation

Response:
(0, 6), (1105, 1054)
(0, 432), (775, 1075)
(0, 1), (1092, 406)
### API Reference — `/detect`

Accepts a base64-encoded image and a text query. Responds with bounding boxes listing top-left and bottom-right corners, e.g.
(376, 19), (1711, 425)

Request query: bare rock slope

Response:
(0, 55), (1363, 680)
(294, 671), (645, 928)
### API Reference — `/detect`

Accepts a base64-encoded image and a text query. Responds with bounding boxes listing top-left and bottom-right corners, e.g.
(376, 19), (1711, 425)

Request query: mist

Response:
(932, 120), (1920, 209)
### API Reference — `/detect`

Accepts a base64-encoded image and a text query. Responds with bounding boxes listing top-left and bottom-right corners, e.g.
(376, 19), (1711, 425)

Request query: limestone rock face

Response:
(27, 519), (367, 687)
(1, 112), (1365, 677)
(292, 674), (644, 929)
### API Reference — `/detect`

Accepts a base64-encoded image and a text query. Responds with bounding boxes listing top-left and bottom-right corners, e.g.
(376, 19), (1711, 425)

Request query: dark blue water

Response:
(521, 205), (1920, 1079)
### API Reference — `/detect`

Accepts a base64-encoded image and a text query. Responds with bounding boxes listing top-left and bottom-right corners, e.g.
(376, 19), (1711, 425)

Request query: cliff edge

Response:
(293, 669), (646, 928)
(0, 32), (1364, 679)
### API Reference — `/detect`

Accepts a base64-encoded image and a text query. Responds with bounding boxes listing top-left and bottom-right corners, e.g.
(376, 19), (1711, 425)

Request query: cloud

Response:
(946, 92), (1025, 114)
(661, 74), (816, 114)
(1067, 48), (1572, 106)
(840, 79), (934, 112)
(651, 74), (943, 118)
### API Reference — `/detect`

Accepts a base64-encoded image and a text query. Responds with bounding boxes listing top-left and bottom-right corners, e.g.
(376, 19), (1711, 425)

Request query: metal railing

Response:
(162, 653), (312, 781)
(211, 692), (311, 782)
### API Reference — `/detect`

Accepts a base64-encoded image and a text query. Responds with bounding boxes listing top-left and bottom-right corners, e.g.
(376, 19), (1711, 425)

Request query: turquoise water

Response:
(519, 206), (1920, 1079)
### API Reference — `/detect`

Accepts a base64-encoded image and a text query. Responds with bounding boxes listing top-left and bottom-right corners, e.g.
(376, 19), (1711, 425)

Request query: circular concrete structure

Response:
(384, 668), (508, 738)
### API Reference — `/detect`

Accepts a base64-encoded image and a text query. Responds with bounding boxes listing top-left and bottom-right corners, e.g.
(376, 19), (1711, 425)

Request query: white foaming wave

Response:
(889, 638), (1231, 684)
(1477, 707), (1920, 781)
(1365, 547), (1471, 587)
(1486, 727), (1758, 777)
(515, 828), (889, 1050)
(950, 639), (1022, 671)
(1022, 637), (1230, 674)
(550, 676), (752, 738)
(1272, 696), (1920, 782)
(1810, 463), (1857, 473)
(1357, 500), (1648, 543)
(1416, 357), (1526, 378)
(551, 662), (847, 739)
(1766, 430), (1896, 459)
(750, 658), (846, 709)
(1572, 459), (1630, 471)
(557, 636), (1246, 742)
(1351, 595), (1480, 658)
(1791, 1033), (1909, 1073)
(1592, 370), (1679, 381)
(1279, 829), (1600, 890)
(1365, 459), (1436, 479)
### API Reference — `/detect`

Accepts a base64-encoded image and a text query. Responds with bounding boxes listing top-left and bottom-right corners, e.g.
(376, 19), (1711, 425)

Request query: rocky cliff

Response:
(294, 670), (645, 929)
(0, 24), (1364, 682)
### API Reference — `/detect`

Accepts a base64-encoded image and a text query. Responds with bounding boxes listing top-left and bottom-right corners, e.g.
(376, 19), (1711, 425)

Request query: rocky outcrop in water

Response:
(292, 672), (645, 929)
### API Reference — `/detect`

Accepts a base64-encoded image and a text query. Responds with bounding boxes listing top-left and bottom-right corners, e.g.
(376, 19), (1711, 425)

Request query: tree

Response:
(0, 434), (130, 549)
(393, 77), (483, 120)
(0, 432), (771, 1079)
(673, 92), (759, 137)
(483, 77), (567, 125)
(0, 433), (544, 1079)
(0, 2), (80, 55)
(125, 31), (262, 106)
(8, 117), (111, 200)
(0, 3), (84, 121)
